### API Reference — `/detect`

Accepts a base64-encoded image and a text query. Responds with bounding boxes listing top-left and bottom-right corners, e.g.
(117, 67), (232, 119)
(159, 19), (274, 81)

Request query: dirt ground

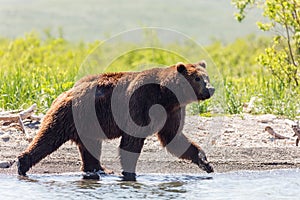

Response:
(1, 114), (300, 176)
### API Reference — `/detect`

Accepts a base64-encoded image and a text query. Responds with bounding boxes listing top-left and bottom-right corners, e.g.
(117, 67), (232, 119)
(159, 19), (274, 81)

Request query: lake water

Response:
(1, 169), (299, 200)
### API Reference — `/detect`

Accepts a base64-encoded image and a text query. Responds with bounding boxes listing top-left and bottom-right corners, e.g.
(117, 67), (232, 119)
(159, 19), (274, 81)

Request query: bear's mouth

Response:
(198, 87), (215, 100)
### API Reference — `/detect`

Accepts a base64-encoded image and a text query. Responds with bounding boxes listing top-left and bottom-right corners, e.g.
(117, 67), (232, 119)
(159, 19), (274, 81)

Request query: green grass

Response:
(0, 32), (299, 118)
(0, 32), (94, 113)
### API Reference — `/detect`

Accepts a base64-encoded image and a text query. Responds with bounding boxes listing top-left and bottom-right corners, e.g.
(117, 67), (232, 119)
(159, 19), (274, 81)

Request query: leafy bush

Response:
(232, 0), (300, 87)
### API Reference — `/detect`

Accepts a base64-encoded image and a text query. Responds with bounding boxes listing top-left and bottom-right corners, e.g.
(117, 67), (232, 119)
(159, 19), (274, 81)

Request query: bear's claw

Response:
(82, 171), (102, 180)
(197, 151), (214, 173)
(17, 154), (31, 176)
(201, 162), (214, 173)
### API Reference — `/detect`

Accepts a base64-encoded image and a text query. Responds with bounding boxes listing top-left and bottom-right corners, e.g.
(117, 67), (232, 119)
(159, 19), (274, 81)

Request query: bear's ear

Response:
(197, 60), (207, 68)
(176, 62), (186, 73)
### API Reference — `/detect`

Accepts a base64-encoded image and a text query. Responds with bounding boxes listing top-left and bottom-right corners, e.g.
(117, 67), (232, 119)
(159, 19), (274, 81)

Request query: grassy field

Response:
(0, 32), (299, 118)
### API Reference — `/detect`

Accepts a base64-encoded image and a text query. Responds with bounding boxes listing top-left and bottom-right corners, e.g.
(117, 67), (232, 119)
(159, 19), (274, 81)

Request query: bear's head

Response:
(175, 61), (215, 103)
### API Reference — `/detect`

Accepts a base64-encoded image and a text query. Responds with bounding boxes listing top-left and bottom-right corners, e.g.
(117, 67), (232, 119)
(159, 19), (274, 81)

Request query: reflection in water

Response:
(74, 179), (100, 189)
(158, 181), (186, 193)
(1, 169), (300, 200)
(17, 175), (39, 183)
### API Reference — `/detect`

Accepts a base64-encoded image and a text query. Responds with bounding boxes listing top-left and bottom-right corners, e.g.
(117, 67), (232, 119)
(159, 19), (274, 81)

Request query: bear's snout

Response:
(207, 86), (215, 97)
(199, 86), (214, 100)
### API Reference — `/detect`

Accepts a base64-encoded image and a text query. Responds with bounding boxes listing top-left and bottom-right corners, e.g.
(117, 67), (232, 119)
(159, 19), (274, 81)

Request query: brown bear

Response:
(17, 60), (215, 181)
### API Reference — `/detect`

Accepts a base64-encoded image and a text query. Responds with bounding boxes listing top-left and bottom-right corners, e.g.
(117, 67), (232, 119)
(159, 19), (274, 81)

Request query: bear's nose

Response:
(208, 86), (215, 97)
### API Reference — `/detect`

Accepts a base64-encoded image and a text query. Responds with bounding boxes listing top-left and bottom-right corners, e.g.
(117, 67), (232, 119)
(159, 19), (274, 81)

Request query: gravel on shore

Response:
(1, 114), (299, 175)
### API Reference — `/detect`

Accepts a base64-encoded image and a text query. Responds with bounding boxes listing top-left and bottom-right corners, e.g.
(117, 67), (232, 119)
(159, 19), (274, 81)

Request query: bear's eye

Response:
(195, 77), (201, 82)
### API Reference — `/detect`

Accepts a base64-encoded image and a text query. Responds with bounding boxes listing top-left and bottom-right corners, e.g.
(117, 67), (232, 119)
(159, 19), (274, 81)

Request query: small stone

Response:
(224, 128), (235, 133)
(211, 139), (216, 145)
(25, 137), (33, 142)
(284, 119), (296, 126)
(257, 114), (277, 123)
(0, 134), (10, 142)
(0, 160), (15, 168)
(262, 139), (267, 143)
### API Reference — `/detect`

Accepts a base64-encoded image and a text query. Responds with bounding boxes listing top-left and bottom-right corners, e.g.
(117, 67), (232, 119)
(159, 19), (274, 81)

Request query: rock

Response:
(0, 160), (15, 168)
(25, 137), (33, 142)
(284, 119), (296, 126)
(0, 133), (10, 142)
(224, 128), (235, 133)
(257, 114), (277, 123)
(211, 139), (217, 145)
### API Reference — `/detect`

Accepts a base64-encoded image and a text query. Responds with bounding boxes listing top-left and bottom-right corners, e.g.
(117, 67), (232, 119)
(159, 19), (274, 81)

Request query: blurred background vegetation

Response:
(0, 0), (299, 118)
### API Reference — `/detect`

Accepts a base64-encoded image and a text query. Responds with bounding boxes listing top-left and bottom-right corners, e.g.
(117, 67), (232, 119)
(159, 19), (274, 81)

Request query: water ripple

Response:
(1, 169), (299, 200)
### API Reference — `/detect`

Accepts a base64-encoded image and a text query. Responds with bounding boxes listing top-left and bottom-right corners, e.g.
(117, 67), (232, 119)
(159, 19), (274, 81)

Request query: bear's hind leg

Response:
(77, 139), (113, 179)
(17, 129), (70, 176)
(119, 134), (145, 181)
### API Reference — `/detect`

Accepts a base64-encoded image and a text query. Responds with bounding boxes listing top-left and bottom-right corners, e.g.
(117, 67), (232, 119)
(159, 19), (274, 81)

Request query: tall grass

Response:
(0, 32), (93, 112)
(0, 32), (299, 118)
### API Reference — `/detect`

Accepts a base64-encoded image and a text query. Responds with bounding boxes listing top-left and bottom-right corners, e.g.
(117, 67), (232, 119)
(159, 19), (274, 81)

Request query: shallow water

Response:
(1, 169), (299, 200)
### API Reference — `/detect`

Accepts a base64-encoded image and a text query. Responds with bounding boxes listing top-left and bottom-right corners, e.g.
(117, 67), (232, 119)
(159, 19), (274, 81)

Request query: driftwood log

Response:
(0, 104), (37, 121)
(264, 126), (290, 139)
(0, 104), (38, 139)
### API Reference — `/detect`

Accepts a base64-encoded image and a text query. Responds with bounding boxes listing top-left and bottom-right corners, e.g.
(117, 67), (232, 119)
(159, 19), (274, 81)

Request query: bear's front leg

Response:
(158, 130), (213, 173)
(157, 109), (213, 173)
(158, 131), (214, 173)
(119, 134), (145, 181)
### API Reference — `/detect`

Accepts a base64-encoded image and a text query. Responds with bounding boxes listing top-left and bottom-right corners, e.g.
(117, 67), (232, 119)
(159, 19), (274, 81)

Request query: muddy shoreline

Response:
(1, 114), (300, 176)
